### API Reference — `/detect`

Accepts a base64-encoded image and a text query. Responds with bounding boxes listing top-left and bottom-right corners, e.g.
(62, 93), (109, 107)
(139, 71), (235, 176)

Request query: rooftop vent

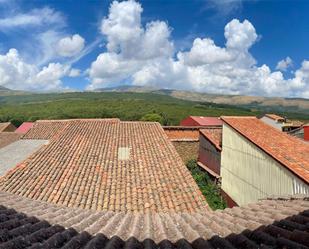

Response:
(118, 147), (130, 160)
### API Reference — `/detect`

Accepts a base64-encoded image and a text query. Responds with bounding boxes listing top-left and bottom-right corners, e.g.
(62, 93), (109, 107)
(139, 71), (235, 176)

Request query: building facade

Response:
(221, 117), (309, 206)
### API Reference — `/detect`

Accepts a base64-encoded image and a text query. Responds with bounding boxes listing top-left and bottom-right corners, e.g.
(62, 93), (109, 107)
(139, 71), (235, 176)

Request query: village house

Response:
(220, 116), (309, 206)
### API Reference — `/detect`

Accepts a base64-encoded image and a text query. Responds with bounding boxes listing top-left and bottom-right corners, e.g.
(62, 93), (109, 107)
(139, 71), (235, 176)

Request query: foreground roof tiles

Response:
(222, 116), (309, 183)
(200, 128), (222, 151)
(163, 126), (200, 141)
(0, 191), (308, 248)
(0, 119), (207, 213)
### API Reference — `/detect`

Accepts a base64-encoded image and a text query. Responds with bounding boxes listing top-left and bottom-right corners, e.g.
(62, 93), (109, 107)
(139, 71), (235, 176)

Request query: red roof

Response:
(188, 116), (223, 126)
(221, 116), (309, 183)
(15, 122), (34, 134)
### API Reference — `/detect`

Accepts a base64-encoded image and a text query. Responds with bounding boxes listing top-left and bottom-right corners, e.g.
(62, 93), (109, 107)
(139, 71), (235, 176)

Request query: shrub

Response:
(186, 159), (227, 210)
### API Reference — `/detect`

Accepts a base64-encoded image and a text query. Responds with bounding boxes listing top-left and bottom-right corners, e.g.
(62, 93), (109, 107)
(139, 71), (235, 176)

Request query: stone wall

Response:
(172, 141), (199, 163)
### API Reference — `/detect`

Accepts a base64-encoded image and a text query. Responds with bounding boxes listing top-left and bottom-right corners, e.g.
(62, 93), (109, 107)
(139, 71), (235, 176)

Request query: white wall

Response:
(221, 124), (309, 206)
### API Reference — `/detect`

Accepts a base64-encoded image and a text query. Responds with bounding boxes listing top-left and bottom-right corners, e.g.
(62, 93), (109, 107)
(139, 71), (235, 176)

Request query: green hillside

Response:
(0, 92), (307, 127)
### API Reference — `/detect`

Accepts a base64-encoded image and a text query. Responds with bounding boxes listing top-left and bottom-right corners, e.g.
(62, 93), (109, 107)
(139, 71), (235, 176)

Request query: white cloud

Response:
(68, 68), (81, 77)
(0, 49), (70, 91)
(0, 7), (65, 29)
(88, 0), (174, 89)
(180, 38), (234, 66)
(276, 56), (293, 71)
(204, 0), (243, 16)
(56, 34), (85, 57)
(88, 0), (309, 98)
(224, 19), (257, 50)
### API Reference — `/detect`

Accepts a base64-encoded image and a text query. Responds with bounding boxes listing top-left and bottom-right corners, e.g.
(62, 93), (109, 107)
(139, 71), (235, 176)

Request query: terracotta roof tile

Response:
(0, 120), (208, 213)
(200, 127), (222, 151)
(22, 119), (120, 140)
(0, 191), (308, 247)
(22, 121), (69, 140)
(163, 126), (200, 141)
(221, 116), (309, 183)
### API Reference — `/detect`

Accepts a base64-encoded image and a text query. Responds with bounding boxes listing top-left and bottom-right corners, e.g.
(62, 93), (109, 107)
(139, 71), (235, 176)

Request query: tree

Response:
(140, 113), (164, 124)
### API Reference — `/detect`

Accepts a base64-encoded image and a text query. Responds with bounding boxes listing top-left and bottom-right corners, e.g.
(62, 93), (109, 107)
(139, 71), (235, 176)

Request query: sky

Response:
(0, 0), (309, 98)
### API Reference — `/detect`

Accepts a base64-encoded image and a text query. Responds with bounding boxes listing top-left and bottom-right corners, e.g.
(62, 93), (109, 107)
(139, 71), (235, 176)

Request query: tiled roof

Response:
(15, 122), (34, 134)
(190, 116), (223, 126)
(22, 121), (70, 140)
(200, 128), (222, 151)
(221, 116), (309, 183)
(0, 132), (21, 149)
(0, 122), (15, 132)
(163, 126), (200, 141)
(0, 120), (207, 213)
(265, 114), (284, 122)
(0, 191), (308, 248)
(22, 119), (120, 140)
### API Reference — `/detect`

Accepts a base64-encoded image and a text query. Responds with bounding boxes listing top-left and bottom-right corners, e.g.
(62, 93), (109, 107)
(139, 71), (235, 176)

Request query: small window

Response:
(118, 147), (130, 160)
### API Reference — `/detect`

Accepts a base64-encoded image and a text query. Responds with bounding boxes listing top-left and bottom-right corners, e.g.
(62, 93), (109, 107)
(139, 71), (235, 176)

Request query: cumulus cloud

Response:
(88, 0), (309, 98)
(88, 0), (173, 88)
(56, 34), (85, 57)
(276, 56), (293, 71)
(180, 38), (234, 66)
(0, 49), (71, 91)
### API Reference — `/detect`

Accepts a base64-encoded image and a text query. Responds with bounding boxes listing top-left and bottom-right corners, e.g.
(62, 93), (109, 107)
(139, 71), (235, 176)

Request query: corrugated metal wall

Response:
(221, 124), (309, 206)
(198, 135), (221, 175)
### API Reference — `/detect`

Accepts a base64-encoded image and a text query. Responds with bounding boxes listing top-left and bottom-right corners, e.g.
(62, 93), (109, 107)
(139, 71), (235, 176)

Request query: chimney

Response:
(304, 124), (309, 141)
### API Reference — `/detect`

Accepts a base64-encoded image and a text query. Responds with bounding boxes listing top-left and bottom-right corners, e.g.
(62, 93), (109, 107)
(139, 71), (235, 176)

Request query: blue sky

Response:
(0, 0), (308, 98)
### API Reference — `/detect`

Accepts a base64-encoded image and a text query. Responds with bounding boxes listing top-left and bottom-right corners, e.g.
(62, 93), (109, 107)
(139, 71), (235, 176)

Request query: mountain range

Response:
(95, 85), (309, 114)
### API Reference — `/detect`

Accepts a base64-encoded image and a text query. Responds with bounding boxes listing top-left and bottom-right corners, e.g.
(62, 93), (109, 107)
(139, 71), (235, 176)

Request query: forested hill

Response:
(0, 91), (308, 127)
(96, 85), (309, 114)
